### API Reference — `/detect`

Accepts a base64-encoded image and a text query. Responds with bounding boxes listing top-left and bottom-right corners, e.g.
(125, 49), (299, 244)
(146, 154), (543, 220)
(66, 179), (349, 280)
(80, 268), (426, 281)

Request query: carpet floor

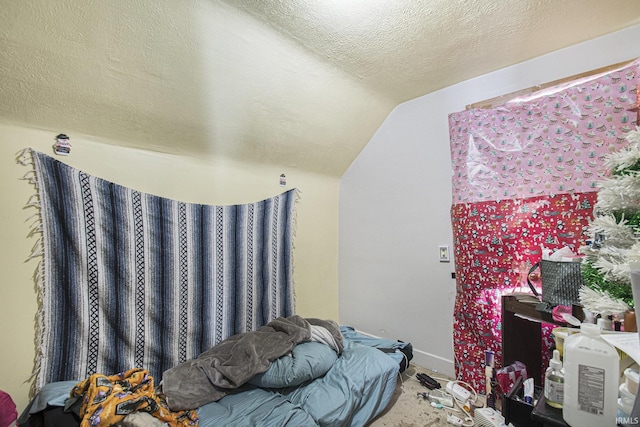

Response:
(367, 364), (486, 427)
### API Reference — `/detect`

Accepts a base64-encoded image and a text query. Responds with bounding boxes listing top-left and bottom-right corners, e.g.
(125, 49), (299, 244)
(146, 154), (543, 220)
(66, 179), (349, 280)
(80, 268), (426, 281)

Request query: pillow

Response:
(0, 390), (17, 427)
(247, 341), (338, 388)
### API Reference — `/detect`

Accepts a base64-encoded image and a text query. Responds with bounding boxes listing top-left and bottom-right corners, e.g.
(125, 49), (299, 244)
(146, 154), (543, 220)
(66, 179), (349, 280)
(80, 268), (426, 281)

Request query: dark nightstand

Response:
(531, 395), (569, 427)
(501, 294), (584, 426)
(501, 294), (583, 385)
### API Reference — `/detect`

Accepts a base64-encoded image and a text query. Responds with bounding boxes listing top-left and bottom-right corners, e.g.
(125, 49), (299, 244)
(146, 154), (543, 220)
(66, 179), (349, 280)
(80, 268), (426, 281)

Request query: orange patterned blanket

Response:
(70, 368), (198, 427)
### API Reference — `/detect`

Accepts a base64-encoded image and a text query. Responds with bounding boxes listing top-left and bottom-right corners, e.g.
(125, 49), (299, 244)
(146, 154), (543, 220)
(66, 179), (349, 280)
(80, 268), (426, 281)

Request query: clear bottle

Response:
(417, 390), (454, 408)
(544, 349), (564, 408)
(562, 323), (619, 427)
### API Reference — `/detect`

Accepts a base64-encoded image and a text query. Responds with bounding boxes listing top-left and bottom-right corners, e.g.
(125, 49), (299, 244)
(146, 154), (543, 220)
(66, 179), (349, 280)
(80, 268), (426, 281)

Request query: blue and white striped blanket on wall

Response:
(22, 149), (297, 394)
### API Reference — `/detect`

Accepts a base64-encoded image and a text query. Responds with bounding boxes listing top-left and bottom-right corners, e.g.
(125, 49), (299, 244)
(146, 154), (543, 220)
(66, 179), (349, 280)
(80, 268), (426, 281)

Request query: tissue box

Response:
(496, 361), (528, 395)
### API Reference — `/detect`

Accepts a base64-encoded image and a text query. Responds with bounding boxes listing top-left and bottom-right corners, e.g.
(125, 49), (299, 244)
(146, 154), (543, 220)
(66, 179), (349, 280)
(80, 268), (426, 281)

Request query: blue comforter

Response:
(197, 343), (399, 427)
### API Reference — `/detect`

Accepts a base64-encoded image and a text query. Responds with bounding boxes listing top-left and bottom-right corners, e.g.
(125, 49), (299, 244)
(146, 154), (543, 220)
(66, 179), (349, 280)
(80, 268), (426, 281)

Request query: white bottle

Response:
(544, 349), (564, 408)
(562, 323), (619, 427)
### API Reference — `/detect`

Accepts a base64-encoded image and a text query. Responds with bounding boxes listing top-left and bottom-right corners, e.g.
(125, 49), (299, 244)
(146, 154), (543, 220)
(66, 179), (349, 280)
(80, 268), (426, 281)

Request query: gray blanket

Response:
(161, 315), (343, 411)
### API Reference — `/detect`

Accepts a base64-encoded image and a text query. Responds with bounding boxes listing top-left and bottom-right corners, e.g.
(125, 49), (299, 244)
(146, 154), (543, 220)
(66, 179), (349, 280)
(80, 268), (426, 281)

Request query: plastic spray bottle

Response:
(544, 349), (564, 408)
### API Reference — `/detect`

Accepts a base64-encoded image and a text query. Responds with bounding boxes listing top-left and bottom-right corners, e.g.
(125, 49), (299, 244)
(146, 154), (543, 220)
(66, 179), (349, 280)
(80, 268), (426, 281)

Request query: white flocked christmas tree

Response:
(579, 127), (640, 319)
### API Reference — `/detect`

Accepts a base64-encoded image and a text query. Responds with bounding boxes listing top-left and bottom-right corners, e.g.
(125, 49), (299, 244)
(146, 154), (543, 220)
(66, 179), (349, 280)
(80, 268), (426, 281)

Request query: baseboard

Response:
(351, 328), (455, 379)
(410, 348), (455, 379)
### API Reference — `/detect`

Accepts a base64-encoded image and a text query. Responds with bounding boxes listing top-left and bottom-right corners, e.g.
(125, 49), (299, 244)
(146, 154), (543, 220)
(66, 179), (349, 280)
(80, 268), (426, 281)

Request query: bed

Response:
(17, 323), (412, 427)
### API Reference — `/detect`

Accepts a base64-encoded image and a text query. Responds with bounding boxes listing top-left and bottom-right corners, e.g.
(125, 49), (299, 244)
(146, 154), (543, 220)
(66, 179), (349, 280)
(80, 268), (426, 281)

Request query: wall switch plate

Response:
(439, 245), (450, 262)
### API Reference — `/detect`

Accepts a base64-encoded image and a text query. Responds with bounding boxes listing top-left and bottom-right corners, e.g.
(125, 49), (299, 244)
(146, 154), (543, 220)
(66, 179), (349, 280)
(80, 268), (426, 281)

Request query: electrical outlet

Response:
(439, 245), (450, 262)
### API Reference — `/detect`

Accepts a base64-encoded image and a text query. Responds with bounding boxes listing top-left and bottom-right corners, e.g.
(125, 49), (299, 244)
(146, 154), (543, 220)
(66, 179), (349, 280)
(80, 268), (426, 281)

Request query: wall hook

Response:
(53, 134), (71, 156)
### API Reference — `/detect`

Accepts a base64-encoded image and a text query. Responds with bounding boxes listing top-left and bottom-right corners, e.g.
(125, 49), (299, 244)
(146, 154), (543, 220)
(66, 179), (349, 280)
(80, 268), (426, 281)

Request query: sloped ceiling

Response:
(1, 1), (640, 176)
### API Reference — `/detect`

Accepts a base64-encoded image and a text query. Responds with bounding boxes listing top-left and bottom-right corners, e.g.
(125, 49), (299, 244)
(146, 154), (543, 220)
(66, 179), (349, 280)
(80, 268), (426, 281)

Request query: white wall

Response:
(339, 24), (640, 377)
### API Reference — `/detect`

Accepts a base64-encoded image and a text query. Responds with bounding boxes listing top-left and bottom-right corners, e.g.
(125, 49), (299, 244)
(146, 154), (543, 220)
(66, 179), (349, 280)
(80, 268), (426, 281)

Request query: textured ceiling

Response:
(1, 1), (640, 176)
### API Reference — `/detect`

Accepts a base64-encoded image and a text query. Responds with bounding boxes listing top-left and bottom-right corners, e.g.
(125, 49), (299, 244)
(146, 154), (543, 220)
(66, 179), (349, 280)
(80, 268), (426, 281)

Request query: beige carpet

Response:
(368, 364), (485, 427)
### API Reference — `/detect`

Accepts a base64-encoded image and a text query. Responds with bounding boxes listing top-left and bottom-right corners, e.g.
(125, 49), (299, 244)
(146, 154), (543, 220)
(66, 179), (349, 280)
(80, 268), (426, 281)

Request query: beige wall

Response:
(0, 122), (339, 412)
